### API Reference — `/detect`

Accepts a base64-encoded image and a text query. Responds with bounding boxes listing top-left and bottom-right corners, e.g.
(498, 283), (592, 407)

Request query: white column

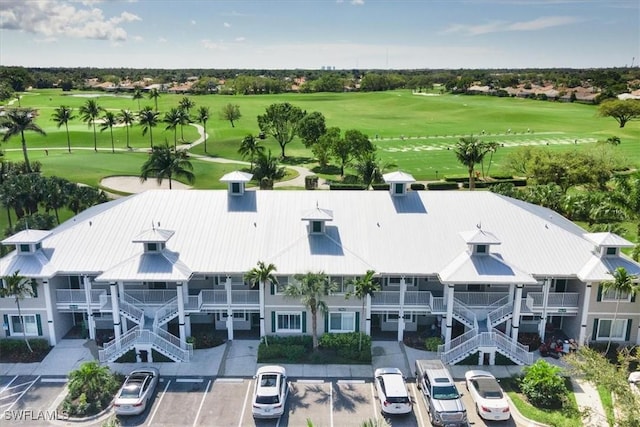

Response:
(110, 283), (121, 342)
(445, 284), (455, 350)
(578, 283), (592, 345)
(118, 281), (125, 302)
(183, 281), (191, 336)
(259, 281), (266, 338)
(539, 278), (551, 340)
(506, 283), (515, 336)
(225, 276), (233, 341)
(42, 279), (57, 345)
(83, 276), (95, 340)
(176, 282), (186, 349)
(365, 294), (372, 335)
(397, 277), (406, 342)
(511, 284), (523, 343)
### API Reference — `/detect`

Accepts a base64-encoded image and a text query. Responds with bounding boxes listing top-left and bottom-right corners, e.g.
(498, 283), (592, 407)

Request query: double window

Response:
(328, 312), (356, 333)
(596, 319), (629, 341)
(276, 312), (302, 333)
(8, 315), (39, 336)
(601, 288), (631, 302)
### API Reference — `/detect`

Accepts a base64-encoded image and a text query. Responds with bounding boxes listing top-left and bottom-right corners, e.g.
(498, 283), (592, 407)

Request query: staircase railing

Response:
(98, 326), (140, 362)
(438, 327), (478, 353)
(136, 330), (191, 362)
(487, 295), (510, 310)
(487, 302), (513, 328)
(440, 333), (481, 364)
(153, 297), (179, 328)
(452, 298), (477, 327)
(119, 298), (144, 323)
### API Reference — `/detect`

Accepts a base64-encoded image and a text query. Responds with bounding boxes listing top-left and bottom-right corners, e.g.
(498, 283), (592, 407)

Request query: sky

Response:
(0, 0), (639, 70)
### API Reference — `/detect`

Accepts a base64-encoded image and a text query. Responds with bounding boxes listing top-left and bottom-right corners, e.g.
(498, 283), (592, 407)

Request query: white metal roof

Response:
(439, 252), (537, 285)
(2, 229), (51, 244)
(0, 251), (56, 279)
(383, 171), (415, 183)
(96, 250), (193, 282)
(132, 228), (175, 243)
(459, 229), (502, 245)
(220, 171), (253, 183)
(577, 254), (640, 282)
(0, 190), (637, 283)
(583, 232), (635, 248)
(301, 206), (334, 221)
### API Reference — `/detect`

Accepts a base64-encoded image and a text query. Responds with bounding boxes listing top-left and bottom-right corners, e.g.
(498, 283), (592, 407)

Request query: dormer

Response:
(584, 232), (634, 258)
(1, 229), (51, 254)
(460, 228), (501, 255)
(301, 205), (333, 235)
(383, 171), (415, 196)
(133, 228), (174, 253)
(220, 171), (253, 196)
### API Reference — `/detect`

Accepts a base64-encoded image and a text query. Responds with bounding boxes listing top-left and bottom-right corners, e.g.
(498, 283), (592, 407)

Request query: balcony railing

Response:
(200, 290), (227, 305)
(371, 291), (433, 308)
(454, 292), (509, 307)
(231, 290), (259, 305)
(124, 290), (177, 305)
(56, 289), (107, 308)
(526, 292), (579, 310)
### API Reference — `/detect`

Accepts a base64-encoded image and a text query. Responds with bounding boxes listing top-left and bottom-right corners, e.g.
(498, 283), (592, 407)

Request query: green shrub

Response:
(424, 337), (443, 352)
(410, 183), (425, 191)
(427, 182), (459, 190)
(371, 183), (390, 191)
(444, 175), (469, 183)
(329, 183), (367, 190)
(519, 359), (569, 409)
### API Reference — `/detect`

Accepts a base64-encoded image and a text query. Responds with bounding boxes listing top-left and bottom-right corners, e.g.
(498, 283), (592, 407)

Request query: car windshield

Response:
(120, 382), (142, 399)
(433, 385), (460, 400)
(260, 374), (278, 388)
(387, 396), (410, 404)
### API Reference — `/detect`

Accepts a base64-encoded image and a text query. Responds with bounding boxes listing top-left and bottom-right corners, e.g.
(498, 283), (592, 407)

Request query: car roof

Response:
(256, 365), (286, 376)
(375, 367), (403, 376)
(376, 369), (407, 397)
(128, 368), (159, 376)
(472, 377), (503, 397)
(465, 370), (495, 380)
(629, 372), (640, 382)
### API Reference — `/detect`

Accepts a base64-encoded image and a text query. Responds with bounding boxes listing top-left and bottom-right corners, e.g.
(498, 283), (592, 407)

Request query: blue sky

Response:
(1, 0), (638, 69)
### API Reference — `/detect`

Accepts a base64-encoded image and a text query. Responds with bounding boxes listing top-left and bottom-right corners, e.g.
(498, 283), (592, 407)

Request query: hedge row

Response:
(462, 178), (527, 188)
(427, 182), (460, 190)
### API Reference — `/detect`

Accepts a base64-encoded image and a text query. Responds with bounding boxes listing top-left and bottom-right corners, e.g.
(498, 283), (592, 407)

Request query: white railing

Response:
(98, 327), (140, 362)
(153, 297), (178, 328)
(487, 302), (513, 328)
(154, 328), (193, 356)
(124, 290), (177, 305)
(438, 327), (478, 353)
(491, 329), (534, 365)
(200, 290), (227, 305)
(487, 295), (510, 310)
(185, 295), (201, 311)
(56, 289), (107, 305)
(231, 290), (259, 305)
(527, 292), (579, 308)
(452, 299), (477, 327)
(432, 297), (445, 312)
(119, 299), (144, 322)
(404, 291), (432, 307)
(440, 333), (481, 364)
(454, 292), (509, 306)
(370, 291), (400, 306)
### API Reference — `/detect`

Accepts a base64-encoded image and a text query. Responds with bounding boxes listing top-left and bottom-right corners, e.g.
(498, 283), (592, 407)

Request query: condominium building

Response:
(1, 172), (639, 365)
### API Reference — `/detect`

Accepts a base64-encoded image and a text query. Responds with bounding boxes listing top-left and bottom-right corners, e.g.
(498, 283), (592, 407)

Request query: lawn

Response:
(7, 88), (639, 182)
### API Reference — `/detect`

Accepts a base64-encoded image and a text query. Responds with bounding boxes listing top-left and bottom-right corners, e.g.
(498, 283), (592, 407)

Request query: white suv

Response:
(252, 365), (288, 419)
(374, 367), (413, 415)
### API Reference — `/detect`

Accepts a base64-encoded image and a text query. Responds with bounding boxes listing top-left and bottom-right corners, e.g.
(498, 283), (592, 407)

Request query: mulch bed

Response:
(0, 347), (52, 363)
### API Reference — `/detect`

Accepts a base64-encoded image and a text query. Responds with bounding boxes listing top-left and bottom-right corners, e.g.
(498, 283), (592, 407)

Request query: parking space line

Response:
(6, 376), (40, 413)
(40, 378), (68, 383)
(147, 379), (171, 427)
(0, 376), (18, 394)
(329, 380), (334, 427)
(176, 378), (204, 383)
(296, 379), (324, 384)
(191, 379), (211, 427)
(237, 380), (252, 427)
(337, 380), (364, 384)
(214, 378), (243, 383)
(410, 383), (427, 427)
(48, 385), (69, 414)
(370, 382), (378, 422)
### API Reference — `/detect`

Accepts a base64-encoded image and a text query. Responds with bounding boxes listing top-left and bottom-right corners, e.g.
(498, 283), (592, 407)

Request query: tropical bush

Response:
(519, 359), (569, 409)
(61, 361), (122, 417)
(424, 336), (443, 352)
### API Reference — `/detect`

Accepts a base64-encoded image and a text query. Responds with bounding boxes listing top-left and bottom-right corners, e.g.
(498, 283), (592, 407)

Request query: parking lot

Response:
(1, 375), (518, 426)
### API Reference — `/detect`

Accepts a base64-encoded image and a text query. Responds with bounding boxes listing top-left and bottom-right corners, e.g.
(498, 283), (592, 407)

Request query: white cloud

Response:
(191, 20), (196, 25)
(235, 37), (246, 42)
(201, 39), (228, 50)
(442, 15), (579, 35)
(224, 22), (231, 28)
(351, 0), (365, 4)
(158, 37), (167, 43)
(0, 0), (141, 41)
(132, 35), (144, 42)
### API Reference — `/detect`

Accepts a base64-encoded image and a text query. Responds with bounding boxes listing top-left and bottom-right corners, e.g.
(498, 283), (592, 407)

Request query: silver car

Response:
(252, 365), (288, 419)
(114, 368), (159, 416)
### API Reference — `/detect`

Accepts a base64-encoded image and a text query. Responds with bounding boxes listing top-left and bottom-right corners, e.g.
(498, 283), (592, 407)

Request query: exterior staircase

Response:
(437, 297), (534, 366)
(98, 295), (191, 363)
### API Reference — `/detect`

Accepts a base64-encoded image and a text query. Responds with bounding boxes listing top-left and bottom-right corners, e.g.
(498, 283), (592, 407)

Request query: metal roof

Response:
(96, 250), (193, 282)
(132, 228), (175, 243)
(2, 229), (51, 244)
(220, 171), (253, 182)
(439, 252), (537, 285)
(459, 229), (502, 245)
(583, 232), (635, 248)
(301, 206), (334, 221)
(383, 171), (415, 183)
(0, 190), (638, 282)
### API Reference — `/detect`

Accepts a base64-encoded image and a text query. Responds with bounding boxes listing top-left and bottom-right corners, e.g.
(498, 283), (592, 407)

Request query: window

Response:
(605, 247), (617, 256)
(384, 313), (399, 323)
(231, 182), (241, 194)
(35, 242), (42, 250)
(476, 244), (487, 254)
(10, 315), (38, 336)
(602, 288), (631, 302)
(311, 221), (323, 233)
(276, 312), (302, 332)
(19, 244), (30, 253)
(329, 312), (355, 333)
(146, 243), (158, 252)
(596, 319), (628, 341)
(387, 277), (414, 287)
(218, 312), (247, 321)
(330, 277), (353, 294)
(394, 183), (404, 194)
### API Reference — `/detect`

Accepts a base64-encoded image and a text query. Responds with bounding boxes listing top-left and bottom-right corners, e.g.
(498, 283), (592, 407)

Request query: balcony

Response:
(526, 292), (580, 313)
(454, 292), (509, 307)
(371, 291), (433, 311)
(125, 290), (177, 305)
(56, 289), (107, 310)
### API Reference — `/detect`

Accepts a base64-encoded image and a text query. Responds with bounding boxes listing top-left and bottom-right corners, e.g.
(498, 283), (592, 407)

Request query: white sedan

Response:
(464, 370), (510, 421)
(252, 365), (289, 419)
(114, 368), (159, 416)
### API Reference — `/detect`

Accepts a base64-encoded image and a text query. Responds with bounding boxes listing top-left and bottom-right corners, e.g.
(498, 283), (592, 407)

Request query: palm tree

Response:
(138, 106), (159, 148)
(132, 87), (144, 110)
(238, 134), (265, 170)
(148, 88), (160, 112)
(346, 270), (380, 350)
(52, 105), (75, 153)
(354, 151), (396, 189)
(100, 111), (118, 153)
(244, 261), (278, 344)
(68, 360), (116, 404)
(177, 107), (191, 142)
(609, 172), (640, 258)
(601, 267), (639, 353)
(140, 143), (195, 190)
(118, 109), (135, 149)
(253, 150), (285, 190)
(163, 107), (181, 150)
(42, 176), (69, 224)
(454, 135), (488, 190)
(79, 99), (101, 152)
(0, 271), (38, 352)
(1, 109), (46, 173)
(482, 141), (500, 179)
(283, 272), (337, 350)
(178, 97), (195, 115)
(195, 106), (210, 153)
